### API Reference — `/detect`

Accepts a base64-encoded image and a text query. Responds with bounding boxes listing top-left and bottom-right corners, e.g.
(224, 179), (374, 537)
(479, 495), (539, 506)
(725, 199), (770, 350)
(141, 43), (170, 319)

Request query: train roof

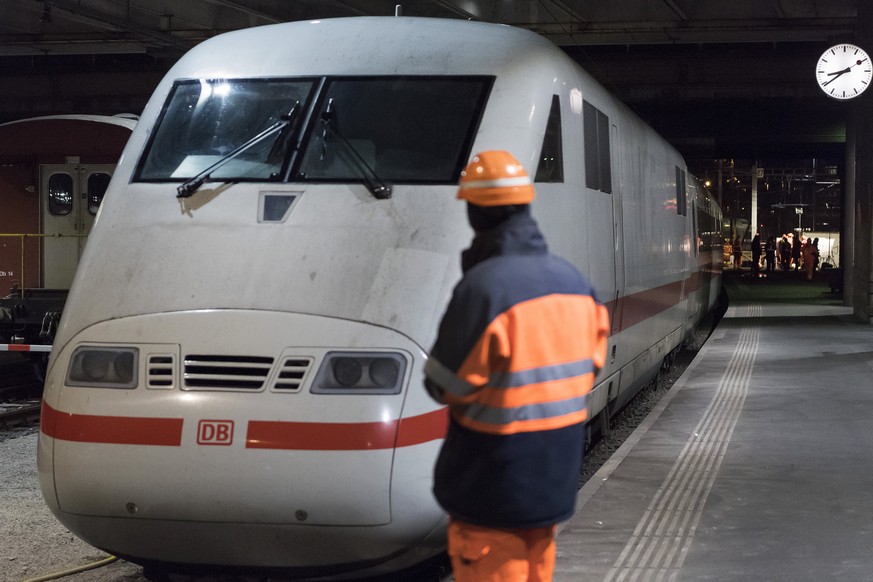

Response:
(159, 17), (569, 79)
(134, 16), (606, 170)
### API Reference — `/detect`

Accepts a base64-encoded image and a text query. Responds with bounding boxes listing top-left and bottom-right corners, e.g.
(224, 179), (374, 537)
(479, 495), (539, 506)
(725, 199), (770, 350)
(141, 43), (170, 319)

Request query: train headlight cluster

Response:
(312, 352), (406, 394)
(67, 346), (139, 389)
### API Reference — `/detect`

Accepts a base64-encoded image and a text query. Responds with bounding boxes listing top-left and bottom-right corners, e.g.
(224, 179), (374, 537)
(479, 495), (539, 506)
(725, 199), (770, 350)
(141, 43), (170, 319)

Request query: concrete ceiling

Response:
(0, 0), (858, 54)
(0, 0), (864, 165)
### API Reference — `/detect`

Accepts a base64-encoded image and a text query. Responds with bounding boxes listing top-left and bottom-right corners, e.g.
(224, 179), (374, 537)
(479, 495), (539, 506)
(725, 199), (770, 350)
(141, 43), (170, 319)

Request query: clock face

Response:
(816, 44), (873, 100)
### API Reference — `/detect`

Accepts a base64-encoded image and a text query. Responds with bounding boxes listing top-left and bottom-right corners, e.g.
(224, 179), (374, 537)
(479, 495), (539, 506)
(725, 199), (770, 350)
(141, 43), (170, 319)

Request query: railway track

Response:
(0, 399), (41, 428)
(0, 353), (43, 431)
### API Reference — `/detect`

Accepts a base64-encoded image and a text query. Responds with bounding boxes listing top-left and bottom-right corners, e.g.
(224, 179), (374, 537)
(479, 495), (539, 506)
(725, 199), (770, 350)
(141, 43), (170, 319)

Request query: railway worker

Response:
(424, 150), (610, 582)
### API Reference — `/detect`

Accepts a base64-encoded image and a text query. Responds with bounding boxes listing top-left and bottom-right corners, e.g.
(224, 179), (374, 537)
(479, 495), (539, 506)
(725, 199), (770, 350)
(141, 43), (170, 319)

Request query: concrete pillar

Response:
(844, 107), (855, 305)
(853, 0), (873, 321)
(751, 164), (759, 238)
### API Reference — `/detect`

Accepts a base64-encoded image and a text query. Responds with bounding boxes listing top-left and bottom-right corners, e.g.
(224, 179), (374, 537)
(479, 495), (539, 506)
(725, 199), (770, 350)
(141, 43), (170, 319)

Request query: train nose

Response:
(38, 310), (449, 569)
(40, 311), (423, 526)
(44, 396), (399, 526)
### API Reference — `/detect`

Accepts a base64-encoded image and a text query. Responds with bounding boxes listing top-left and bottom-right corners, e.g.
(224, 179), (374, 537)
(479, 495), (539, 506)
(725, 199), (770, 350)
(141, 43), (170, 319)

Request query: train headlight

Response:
(67, 347), (139, 389)
(369, 357), (400, 388)
(333, 357), (363, 386)
(312, 352), (406, 394)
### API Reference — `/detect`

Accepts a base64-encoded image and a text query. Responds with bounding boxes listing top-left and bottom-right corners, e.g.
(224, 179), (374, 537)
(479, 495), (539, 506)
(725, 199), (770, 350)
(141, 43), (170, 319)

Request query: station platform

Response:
(556, 269), (869, 581)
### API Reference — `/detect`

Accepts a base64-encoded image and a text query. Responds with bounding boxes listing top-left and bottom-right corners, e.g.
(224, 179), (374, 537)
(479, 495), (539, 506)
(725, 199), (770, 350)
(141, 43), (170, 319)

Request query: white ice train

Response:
(38, 16), (722, 579)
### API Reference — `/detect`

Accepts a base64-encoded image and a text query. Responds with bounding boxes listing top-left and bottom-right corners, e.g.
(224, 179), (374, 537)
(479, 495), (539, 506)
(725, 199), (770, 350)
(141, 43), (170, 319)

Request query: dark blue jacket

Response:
(425, 212), (609, 528)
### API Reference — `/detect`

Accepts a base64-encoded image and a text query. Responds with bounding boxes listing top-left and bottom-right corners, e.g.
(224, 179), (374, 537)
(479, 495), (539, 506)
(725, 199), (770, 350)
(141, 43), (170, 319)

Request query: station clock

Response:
(816, 43), (872, 100)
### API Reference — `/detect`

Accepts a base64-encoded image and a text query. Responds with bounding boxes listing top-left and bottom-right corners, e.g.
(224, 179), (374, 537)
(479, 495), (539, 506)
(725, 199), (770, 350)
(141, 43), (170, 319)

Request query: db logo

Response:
(197, 420), (234, 446)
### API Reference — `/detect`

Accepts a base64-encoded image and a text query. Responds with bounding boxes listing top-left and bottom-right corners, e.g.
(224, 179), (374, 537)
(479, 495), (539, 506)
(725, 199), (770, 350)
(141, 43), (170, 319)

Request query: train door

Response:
(687, 180), (705, 323)
(610, 123), (625, 336)
(40, 164), (114, 288)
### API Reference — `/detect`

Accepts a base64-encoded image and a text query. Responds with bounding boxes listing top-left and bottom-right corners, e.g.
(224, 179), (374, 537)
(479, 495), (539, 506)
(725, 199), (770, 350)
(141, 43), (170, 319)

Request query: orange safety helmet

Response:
(457, 150), (535, 206)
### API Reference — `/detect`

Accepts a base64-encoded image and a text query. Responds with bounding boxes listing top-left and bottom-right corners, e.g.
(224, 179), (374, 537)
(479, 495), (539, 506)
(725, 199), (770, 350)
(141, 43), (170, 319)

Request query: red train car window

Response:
(48, 173), (73, 216)
(87, 172), (112, 214)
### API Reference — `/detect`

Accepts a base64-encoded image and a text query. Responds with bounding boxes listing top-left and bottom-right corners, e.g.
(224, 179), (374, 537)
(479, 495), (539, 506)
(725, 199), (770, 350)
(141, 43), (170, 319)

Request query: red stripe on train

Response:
(245, 408), (448, 450)
(40, 401), (448, 450)
(41, 401), (183, 446)
(603, 267), (721, 334)
(397, 407), (449, 447)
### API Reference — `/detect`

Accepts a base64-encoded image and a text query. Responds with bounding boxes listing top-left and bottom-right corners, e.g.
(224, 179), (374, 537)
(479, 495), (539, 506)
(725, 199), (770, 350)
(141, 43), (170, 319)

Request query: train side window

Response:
(48, 173), (73, 216)
(675, 166), (687, 217)
(583, 101), (611, 193)
(534, 95), (563, 183)
(87, 173), (112, 215)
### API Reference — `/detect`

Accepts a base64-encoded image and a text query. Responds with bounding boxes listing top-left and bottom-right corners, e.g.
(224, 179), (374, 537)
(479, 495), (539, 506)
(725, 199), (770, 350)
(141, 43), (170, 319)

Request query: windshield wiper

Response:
(320, 99), (392, 200)
(176, 102), (300, 199)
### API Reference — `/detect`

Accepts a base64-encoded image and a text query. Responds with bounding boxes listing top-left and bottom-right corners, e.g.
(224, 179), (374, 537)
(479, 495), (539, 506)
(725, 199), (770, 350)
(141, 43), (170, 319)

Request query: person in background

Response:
(779, 235), (791, 270)
(764, 235), (777, 274)
(792, 234), (802, 270)
(751, 232), (762, 277)
(803, 237), (816, 282)
(733, 236), (743, 269)
(424, 150), (610, 582)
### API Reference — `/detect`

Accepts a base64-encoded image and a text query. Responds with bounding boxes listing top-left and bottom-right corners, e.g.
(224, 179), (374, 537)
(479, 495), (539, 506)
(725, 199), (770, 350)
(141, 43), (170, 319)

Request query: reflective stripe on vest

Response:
(490, 358), (595, 389)
(426, 356), (595, 404)
(425, 357), (479, 399)
(430, 294), (605, 435)
(453, 393), (589, 435)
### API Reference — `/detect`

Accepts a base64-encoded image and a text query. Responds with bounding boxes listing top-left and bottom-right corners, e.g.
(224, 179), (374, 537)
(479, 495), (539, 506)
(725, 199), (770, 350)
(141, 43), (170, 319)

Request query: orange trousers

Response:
(447, 519), (557, 582)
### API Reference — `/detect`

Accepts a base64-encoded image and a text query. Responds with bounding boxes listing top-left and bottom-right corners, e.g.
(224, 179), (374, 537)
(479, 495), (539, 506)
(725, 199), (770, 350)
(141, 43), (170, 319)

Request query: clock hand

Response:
(825, 59), (866, 77)
(823, 67), (854, 86)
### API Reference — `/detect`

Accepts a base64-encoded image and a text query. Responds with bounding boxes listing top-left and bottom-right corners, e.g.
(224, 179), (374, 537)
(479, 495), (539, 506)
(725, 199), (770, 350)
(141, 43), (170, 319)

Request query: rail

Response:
(0, 401), (41, 426)
(0, 233), (86, 300)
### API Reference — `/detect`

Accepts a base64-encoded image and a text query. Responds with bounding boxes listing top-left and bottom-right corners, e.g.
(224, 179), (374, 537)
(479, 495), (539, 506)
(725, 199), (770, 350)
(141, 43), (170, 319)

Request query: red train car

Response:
(0, 115), (135, 353)
(0, 114), (136, 294)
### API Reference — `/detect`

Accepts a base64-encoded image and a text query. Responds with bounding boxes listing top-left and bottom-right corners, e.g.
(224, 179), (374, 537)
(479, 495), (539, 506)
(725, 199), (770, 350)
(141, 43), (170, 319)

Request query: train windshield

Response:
(135, 76), (493, 186)
(137, 79), (314, 182)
